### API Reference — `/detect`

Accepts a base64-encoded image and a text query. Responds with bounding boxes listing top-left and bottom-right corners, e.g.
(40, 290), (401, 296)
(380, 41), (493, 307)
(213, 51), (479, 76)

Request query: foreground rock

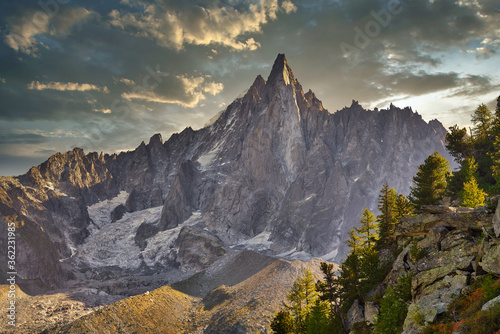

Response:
(346, 206), (499, 334)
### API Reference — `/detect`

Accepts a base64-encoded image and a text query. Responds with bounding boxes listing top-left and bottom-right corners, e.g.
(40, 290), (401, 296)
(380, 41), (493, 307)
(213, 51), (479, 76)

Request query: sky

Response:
(0, 0), (499, 176)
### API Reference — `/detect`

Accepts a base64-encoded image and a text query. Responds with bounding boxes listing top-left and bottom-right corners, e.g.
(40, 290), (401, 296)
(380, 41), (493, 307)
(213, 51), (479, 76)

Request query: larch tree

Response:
(460, 157), (486, 208)
(394, 194), (413, 221)
(356, 208), (378, 250)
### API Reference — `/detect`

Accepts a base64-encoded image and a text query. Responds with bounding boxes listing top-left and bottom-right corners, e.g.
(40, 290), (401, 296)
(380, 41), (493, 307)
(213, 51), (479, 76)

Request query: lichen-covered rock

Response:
(479, 242), (500, 276)
(403, 304), (425, 334)
(395, 212), (492, 237)
(417, 226), (449, 250)
(482, 295), (500, 311)
(440, 230), (475, 252)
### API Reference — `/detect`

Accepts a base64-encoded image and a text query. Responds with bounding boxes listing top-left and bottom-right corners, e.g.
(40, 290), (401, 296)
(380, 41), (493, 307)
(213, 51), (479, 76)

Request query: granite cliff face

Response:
(0, 54), (451, 291)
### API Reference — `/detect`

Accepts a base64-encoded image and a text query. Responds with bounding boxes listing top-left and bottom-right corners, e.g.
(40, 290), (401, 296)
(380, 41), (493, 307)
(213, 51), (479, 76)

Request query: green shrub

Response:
(374, 273), (413, 334)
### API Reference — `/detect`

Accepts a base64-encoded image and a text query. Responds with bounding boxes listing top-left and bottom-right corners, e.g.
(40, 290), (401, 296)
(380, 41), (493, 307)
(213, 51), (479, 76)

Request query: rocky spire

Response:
(267, 53), (295, 87)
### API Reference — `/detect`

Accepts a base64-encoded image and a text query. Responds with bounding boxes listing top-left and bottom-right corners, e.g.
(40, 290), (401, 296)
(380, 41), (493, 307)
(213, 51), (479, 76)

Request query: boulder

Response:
(482, 295), (500, 312)
(418, 226), (449, 250)
(175, 226), (226, 271)
(364, 301), (379, 325)
(110, 204), (127, 223)
(346, 299), (364, 331)
(479, 242), (500, 276)
(493, 199), (500, 237)
(440, 230), (474, 252)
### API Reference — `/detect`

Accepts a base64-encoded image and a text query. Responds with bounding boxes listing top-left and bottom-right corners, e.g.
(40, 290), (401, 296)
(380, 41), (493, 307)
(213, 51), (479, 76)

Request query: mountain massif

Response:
(0, 54), (453, 331)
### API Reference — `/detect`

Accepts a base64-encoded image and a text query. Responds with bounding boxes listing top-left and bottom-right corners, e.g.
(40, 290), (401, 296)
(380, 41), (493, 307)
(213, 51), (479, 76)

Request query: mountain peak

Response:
(267, 53), (294, 86)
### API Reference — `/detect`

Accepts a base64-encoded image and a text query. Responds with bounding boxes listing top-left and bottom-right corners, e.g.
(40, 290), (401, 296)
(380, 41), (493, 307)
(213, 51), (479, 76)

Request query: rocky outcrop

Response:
(390, 207), (498, 334)
(175, 226), (226, 271)
(348, 206), (499, 334)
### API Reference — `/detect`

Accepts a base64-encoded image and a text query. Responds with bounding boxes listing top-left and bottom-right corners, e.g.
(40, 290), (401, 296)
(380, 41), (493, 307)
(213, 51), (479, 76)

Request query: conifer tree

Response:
(490, 96), (500, 184)
(346, 229), (362, 255)
(284, 269), (321, 333)
(376, 184), (397, 245)
(317, 262), (348, 333)
(445, 125), (471, 164)
(471, 103), (493, 139)
(461, 177), (486, 208)
(394, 194), (413, 221)
(408, 151), (450, 210)
(271, 310), (295, 334)
(356, 208), (377, 249)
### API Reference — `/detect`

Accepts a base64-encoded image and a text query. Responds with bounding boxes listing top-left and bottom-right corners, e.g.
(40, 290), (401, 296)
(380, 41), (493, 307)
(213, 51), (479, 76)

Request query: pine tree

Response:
(490, 96), (500, 139)
(317, 262), (348, 334)
(376, 184), (397, 246)
(356, 208), (377, 249)
(394, 194), (413, 221)
(305, 300), (331, 334)
(271, 310), (295, 334)
(490, 96), (500, 184)
(445, 125), (471, 164)
(408, 151), (450, 210)
(471, 103), (493, 139)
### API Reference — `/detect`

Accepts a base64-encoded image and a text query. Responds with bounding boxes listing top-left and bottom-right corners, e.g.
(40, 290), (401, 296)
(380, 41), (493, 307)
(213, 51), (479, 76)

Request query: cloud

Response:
(448, 74), (500, 98)
(27, 81), (109, 93)
(121, 74), (223, 108)
(108, 0), (297, 50)
(282, 0), (297, 14)
(93, 108), (112, 114)
(116, 77), (135, 86)
(4, 6), (94, 55)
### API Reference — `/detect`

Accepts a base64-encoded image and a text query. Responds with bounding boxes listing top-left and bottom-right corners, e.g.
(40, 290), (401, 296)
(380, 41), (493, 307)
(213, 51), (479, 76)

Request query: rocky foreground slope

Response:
(343, 204), (500, 334)
(0, 54), (451, 293)
(4, 205), (498, 334)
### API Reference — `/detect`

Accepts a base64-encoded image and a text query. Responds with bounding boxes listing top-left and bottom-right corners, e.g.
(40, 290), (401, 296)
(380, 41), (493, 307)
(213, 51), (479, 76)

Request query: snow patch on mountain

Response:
(76, 205), (162, 270)
(87, 191), (129, 230)
(233, 231), (273, 252)
(142, 211), (203, 267)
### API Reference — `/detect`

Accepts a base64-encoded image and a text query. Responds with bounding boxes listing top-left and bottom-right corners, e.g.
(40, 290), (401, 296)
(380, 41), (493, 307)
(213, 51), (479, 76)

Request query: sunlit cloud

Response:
(4, 7), (94, 55)
(108, 0), (297, 51)
(27, 81), (109, 93)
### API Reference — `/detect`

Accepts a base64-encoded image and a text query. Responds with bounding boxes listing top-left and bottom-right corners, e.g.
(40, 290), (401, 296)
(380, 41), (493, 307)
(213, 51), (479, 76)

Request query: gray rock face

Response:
(493, 199), (500, 237)
(346, 299), (365, 330)
(0, 54), (453, 288)
(175, 227), (227, 271)
(364, 301), (379, 325)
